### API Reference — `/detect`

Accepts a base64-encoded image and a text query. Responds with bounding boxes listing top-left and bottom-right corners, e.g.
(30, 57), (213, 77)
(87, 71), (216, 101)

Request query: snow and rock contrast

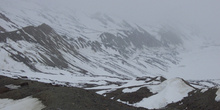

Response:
(0, 75), (139, 110)
(216, 88), (220, 102)
(135, 78), (194, 109)
(0, 0), (220, 109)
(0, 0), (181, 87)
(0, 97), (45, 110)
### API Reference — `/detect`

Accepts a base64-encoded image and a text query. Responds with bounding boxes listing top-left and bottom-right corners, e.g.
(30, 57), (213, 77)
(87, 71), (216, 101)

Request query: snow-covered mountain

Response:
(0, 0), (220, 109)
(0, 0), (183, 82)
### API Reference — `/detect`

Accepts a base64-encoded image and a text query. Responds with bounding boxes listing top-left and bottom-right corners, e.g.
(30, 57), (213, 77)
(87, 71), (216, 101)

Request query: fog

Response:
(35, 0), (220, 42)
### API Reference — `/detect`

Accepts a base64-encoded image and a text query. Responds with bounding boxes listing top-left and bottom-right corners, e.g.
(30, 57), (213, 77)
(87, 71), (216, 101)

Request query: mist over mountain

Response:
(0, 0), (220, 109)
(31, 0), (220, 42)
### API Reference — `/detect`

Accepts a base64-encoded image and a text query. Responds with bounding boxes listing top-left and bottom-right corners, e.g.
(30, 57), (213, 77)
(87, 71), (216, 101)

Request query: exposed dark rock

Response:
(159, 76), (167, 82)
(0, 75), (144, 110)
(0, 87), (10, 94)
(0, 13), (18, 30)
(100, 27), (162, 56)
(0, 26), (6, 33)
(0, 13), (12, 22)
(20, 82), (29, 87)
(136, 76), (166, 83)
(20, 76), (28, 79)
(105, 87), (154, 104)
(165, 88), (220, 110)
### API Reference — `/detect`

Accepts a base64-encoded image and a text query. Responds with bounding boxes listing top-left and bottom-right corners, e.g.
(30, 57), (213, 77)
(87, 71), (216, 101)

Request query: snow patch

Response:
(5, 84), (20, 90)
(135, 78), (194, 109)
(122, 87), (140, 93)
(200, 88), (208, 93)
(16, 31), (21, 34)
(215, 88), (220, 102)
(0, 97), (45, 110)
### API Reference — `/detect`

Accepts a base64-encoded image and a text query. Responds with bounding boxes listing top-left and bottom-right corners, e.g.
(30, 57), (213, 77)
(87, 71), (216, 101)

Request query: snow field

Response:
(135, 78), (194, 109)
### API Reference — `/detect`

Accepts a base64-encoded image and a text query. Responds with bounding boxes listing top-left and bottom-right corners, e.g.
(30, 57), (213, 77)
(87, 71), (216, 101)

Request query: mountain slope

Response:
(0, 23), (179, 87)
(0, 0), (220, 109)
(0, 23), (88, 73)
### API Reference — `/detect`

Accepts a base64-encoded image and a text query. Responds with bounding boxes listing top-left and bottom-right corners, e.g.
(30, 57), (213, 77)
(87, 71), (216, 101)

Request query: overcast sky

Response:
(35, 0), (220, 41)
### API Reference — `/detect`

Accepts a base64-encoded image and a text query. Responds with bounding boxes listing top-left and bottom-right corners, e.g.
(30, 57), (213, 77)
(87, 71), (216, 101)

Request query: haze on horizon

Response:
(21, 0), (220, 43)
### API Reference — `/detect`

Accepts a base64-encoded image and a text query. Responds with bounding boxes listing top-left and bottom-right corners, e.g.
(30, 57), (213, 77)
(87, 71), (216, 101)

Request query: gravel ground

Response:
(0, 75), (146, 110)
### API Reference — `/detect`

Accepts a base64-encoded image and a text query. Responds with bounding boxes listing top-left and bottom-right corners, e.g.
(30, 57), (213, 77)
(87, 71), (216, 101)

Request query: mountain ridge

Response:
(0, 0), (220, 109)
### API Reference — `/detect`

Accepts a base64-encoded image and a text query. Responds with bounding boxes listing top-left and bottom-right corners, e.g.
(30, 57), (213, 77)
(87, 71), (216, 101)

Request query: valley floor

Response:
(1, 75), (220, 110)
(164, 44), (220, 80)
